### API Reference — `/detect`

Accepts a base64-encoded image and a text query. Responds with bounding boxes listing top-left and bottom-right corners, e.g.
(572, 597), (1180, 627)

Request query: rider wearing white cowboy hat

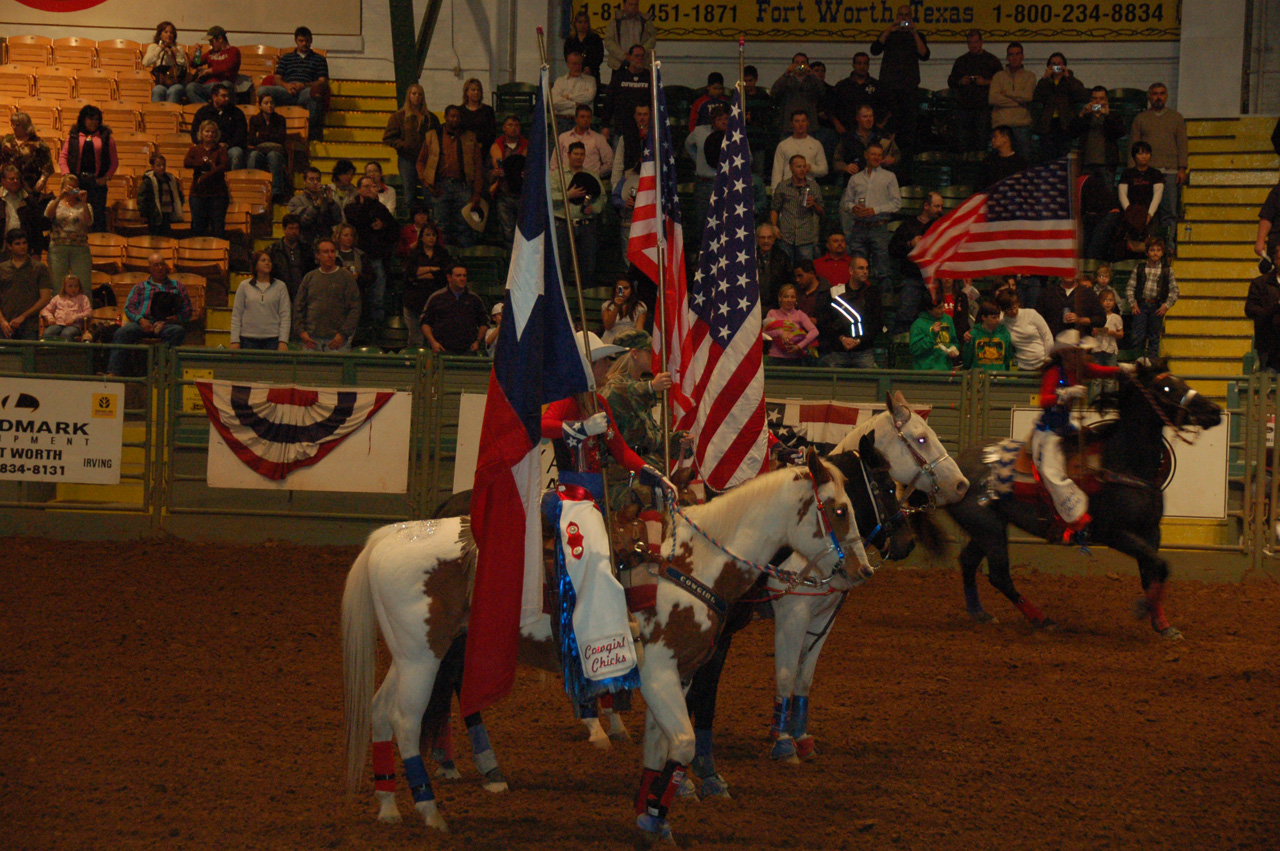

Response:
(1032, 328), (1124, 545)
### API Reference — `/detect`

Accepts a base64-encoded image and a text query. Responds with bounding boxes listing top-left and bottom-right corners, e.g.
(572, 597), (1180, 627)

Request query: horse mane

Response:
(682, 460), (841, 540)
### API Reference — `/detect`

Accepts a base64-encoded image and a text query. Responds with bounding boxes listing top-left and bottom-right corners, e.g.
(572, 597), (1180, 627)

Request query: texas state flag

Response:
(462, 66), (591, 716)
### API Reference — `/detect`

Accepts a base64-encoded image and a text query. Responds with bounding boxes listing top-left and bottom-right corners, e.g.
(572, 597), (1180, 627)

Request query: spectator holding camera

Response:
(871, 6), (930, 157)
(1033, 53), (1087, 161)
(1070, 86), (1126, 184)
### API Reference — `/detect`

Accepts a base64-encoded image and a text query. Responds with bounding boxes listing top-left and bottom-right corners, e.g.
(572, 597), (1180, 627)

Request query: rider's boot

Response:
(1062, 512), (1092, 546)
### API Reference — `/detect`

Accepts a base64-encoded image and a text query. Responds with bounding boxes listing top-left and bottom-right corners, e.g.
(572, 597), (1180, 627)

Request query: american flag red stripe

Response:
(910, 156), (1077, 283)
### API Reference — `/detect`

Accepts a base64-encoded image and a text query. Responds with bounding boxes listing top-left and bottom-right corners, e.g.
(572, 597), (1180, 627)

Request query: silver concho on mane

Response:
(977, 439), (1023, 507)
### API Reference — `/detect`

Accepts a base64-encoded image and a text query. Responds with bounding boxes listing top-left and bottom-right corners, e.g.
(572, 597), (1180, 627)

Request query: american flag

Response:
(626, 64), (693, 430)
(676, 86), (768, 490)
(909, 156), (1077, 282)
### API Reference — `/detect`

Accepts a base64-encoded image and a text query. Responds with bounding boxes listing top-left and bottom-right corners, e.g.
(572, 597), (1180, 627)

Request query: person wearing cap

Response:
(688, 72), (731, 132)
(186, 26), (242, 105)
(484, 301), (502, 356)
(1032, 329), (1124, 546)
(600, 329), (681, 472)
(420, 262), (487, 354)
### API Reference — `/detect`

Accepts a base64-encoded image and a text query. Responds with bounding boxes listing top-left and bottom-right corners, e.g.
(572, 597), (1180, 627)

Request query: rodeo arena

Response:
(5, 1), (1280, 848)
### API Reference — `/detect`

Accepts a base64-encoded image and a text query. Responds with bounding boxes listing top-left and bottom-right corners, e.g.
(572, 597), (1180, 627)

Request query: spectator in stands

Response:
(552, 52), (598, 135)
(947, 30), (1003, 154)
(40, 274), (92, 342)
(186, 26), (242, 105)
(0, 165), (46, 258)
(689, 73), (731, 131)
(345, 175), (398, 326)
(565, 11), (605, 81)
(1256, 179), (1280, 264)
(1033, 52), (1087, 161)
(963, 301), (1013, 371)
(1071, 87), (1126, 184)
(832, 53), (883, 138)
(256, 26), (329, 141)
(1080, 167), (1120, 260)
(938, 277), (972, 343)
(603, 45), (652, 138)
(268, 214), (316, 300)
(247, 92), (289, 202)
(770, 53), (826, 137)
(334, 223), (373, 294)
(459, 78), (498, 152)
(402, 221), (449, 348)
(1245, 243), (1280, 371)
(0, 229), (52, 340)
(910, 289), (959, 370)
(1129, 83), (1189, 254)
(363, 162), (397, 214)
(792, 259), (833, 324)
(382, 84), (438, 208)
(552, 140), (606, 291)
(559, 106), (611, 183)
(330, 159), (359, 216)
(294, 237), (360, 350)
(771, 154), (824, 264)
(136, 154), (186, 237)
(1118, 141), (1164, 256)
(43, 175), (93, 296)
(492, 116), (529, 247)
(757, 223), (793, 309)
(764, 283), (820, 363)
(144, 21), (189, 103)
(601, 276), (648, 344)
(398, 202), (433, 259)
(421, 263), (488, 355)
(185, 120), (231, 238)
(1125, 236), (1177, 360)
(871, 5), (930, 166)
(742, 64), (773, 133)
(1, 112), (54, 194)
(772, 110), (828, 189)
(996, 289), (1053, 370)
(106, 253), (190, 374)
(230, 250), (291, 350)
(841, 143), (900, 285)
(989, 42), (1035, 162)
(611, 103), (650, 246)
(808, 61), (842, 169)
(190, 83), (248, 172)
(818, 253), (881, 368)
(833, 104), (901, 180)
(1093, 288), (1123, 367)
(288, 167), (342, 247)
(889, 190), (944, 334)
(1037, 272), (1105, 338)
(59, 106), (118, 234)
(980, 125), (1027, 190)
(814, 232), (853, 287)
(686, 105), (729, 240)
(418, 105), (486, 250)
(603, 0), (656, 74)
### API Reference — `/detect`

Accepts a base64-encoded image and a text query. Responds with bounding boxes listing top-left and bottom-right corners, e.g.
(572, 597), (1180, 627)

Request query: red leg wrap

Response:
(598, 693), (613, 711)
(658, 764), (686, 811)
(372, 740), (396, 792)
(1015, 596), (1045, 624)
(1146, 582), (1171, 631)
(636, 768), (661, 816)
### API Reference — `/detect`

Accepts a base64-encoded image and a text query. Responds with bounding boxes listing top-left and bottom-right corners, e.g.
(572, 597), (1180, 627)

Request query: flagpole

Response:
(537, 27), (620, 572)
(649, 48), (671, 476)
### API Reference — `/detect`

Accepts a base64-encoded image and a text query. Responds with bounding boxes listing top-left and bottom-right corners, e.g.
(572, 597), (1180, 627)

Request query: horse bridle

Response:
(890, 415), (954, 512)
(1132, 370), (1203, 445)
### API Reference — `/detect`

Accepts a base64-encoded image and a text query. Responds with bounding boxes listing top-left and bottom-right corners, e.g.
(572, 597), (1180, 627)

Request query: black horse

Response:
(937, 359), (1222, 639)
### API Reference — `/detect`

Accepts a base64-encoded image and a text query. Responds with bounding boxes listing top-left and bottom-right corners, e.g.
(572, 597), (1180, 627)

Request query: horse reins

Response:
(891, 415), (954, 512)
(1132, 371), (1202, 445)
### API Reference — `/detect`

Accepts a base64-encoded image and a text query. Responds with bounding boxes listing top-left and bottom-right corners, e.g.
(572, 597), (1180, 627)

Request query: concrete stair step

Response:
(1176, 279), (1246, 298)
(1162, 335), (1252, 357)
(1164, 316), (1252, 336)
(205, 329), (231, 347)
(330, 79), (397, 97)
(1187, 117), (1277, 139)
(1183, 204), (1257, 221)
(1178, 221), (1258, 241)
(1190, 169), (1280, 186)
(1188, 152), (1279, 169)
(309, 155), (400, 176)
(329, 95), (397, 112)
(1175, 297), (1252, 316)
(321, 126), (387, 143)
(1187, 137), (1275, 154)
(1175, 258), (1263, 279)
(206, 306), (232, 332)
(1182, 185), (1271, 205)
(1170, 357), (1251, 377)
(1176, 241), (1261, 260)
(326, 111), (394, 128)
(311, 140), (394, 158)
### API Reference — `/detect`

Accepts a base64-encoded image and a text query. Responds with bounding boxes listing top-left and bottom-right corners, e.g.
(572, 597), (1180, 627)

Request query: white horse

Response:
(341, 449), (867, 839)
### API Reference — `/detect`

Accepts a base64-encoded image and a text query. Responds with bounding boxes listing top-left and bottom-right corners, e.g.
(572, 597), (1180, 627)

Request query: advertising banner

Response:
(2, 1), (362, 37)
(0, 378), (124, 484)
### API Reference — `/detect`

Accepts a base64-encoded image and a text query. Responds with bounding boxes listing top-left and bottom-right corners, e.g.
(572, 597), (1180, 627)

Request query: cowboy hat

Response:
(1051, 328), (1097, 354)
(461, 197), (490, 233)
(576, 330), (626, 362)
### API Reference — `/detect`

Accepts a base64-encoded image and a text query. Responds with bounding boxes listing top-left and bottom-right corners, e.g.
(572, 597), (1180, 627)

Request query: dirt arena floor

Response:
(3, 536), (1279, 851)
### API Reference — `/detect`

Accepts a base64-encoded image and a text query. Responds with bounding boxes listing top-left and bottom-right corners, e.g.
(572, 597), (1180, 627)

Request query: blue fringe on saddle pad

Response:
(543, 495), (642, 706)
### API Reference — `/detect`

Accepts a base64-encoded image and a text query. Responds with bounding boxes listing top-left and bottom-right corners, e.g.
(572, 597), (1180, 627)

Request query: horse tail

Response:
(342, 525), (394, 796)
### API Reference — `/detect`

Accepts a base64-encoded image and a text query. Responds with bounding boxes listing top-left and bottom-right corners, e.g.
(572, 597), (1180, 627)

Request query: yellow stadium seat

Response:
(51, 38), (97, 71)
(75, 68), (117, 103)
(5, 37), (53, 67)
(96, 40), (143, 73)
(33, 67), (77, 100)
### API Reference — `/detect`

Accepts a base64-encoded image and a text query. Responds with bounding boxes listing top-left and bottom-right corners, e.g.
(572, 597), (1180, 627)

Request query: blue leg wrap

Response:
(694, 728), (714, 759)
(772, 697), (791, 735)
(964, 584), (983, 613)
(791, 696), (810, 739)
(403, 755), (434, 803)
(467, 722), (493, 755)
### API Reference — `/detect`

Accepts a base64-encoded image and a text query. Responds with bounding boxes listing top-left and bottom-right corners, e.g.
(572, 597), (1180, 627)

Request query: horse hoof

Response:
(483, 780), (509, 793)
(418, 801), (449, 833)
(636, 813), (675, 844)
(700, 774), (731, 799)
(795, 735), (817, 761)
(968, 608), (996, 624)
(434, 763), (461, 780)
(769, 734), (798, 762)
(676, 775), (699, 800)
(589, 734), (611, 750)
(1158, 625), (1184, 641)
(1033, 617), (1058, 632)
(608, 727), (632, 743)
(376, 809), (401, 824)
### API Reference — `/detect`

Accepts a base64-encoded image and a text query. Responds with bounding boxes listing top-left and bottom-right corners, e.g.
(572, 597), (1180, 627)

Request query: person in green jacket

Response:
(963, 301), (1013, 370)
(910, 288), (959, 370)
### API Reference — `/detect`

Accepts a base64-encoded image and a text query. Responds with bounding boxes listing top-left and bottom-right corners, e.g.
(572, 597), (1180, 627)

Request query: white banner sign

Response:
(0, 378), (123, 484)
(1009, 408), (1229, 520)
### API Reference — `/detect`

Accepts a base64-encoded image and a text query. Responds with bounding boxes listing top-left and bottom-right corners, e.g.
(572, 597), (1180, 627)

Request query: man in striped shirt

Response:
(257, 27), (329, 141)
